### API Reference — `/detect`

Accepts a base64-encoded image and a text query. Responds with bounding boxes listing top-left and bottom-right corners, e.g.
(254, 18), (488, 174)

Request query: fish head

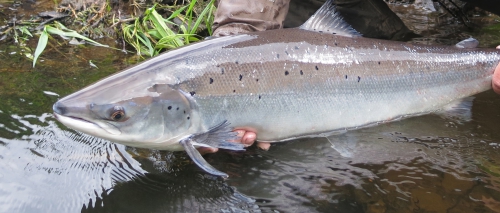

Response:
(53, 70), (195, 150)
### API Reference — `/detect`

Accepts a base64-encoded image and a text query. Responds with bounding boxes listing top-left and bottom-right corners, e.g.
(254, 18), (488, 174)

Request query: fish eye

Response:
(110, 106), (126, 121)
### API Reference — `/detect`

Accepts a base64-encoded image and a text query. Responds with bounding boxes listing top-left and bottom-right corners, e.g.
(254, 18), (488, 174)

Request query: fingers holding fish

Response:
(494, 45), (500, 94)
(257, 142), (271, 151)
(197, 147), (219, 155)
(234, 129), (257, 146)
(197, 129), (258, 155)
(493, 60), (500, 94)
(235, 129), (271, 151)
(234, 130), (269, 150)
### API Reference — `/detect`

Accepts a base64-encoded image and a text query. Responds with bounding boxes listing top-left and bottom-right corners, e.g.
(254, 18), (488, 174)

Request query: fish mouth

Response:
(53, 112), (122, 135)
(53, 112), (92, 124)
(53, 112), (100, 130)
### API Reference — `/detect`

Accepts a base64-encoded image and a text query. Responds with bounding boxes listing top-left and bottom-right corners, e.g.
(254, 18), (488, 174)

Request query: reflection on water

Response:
(0, 112), (258, 212)
(0, 112), (145, 212)
(1, 2), (500, 213)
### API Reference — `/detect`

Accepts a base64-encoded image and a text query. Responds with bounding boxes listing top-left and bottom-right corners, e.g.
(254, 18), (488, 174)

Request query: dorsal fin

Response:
(299, 0), (361, 37)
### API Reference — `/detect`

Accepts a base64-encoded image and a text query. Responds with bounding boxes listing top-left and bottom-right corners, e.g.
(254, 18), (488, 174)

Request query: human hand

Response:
(493, 45), (500, 94)
(197, 130), (270, 155)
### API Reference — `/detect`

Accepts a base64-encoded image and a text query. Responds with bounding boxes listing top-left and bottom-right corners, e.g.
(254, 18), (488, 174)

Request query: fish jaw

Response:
(53, 111), (118, 135)
(53, 100), (122, 137)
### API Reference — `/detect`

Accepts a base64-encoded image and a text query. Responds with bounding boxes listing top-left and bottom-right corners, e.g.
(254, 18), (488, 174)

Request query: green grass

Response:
(122, 0), (216, 57)
(30, 0), (216, 67)
(33, 22), (111, 67)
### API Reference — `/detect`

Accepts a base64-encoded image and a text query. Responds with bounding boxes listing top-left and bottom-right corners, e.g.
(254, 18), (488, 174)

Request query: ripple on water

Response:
(218, 111), (500, 213)
(0, 113), (146, 212)
(0, 113), (260, 212)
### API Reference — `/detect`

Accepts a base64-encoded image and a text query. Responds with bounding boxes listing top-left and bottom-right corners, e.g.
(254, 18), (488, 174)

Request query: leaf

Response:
(45, 26), (109, 48)
(19, 26), (33, 37)
(147, 30), (162, 39)
(137, 32), (154, 56)
(186, 0), (197, 30)
(33, 27), (49, 68)
(206, 2), (216, 35)
(147, 6), (169, 38)
(89, 60), (98, 69)
(190, 0), (213, 34)
(167, 5), (188, 20)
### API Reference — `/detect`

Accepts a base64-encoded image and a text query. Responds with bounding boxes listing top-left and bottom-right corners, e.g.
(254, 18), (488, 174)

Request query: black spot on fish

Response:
(208, 78), (213, 84)
(358, 76), (361, 82)
(221, 68), (225, 74)
(276, 54), (279, 59)
(235, 61), (239, 64)
(315, 66), (319, 70)
(184, 110), (186, 114)
(176, 107), (179, 110)
(335, 43), (338, 46)
(285, 71), (289, 76)
(168, 106), (172, 110)
(300, 70), (303, 75)
(233, 90), (236, 93)
(216, 65), (220, 67)
(378, 62), (381, 65)
(285, 51), (289, 55)
(318, 30), (323, 33)
(345, 75), (348, 79)
(294, 46), (299, 50)
(239, 74), (243, 81)
(190, 91), (196, 96)
(256, 79), (259, 82)
(332, 32), (336, 35)
(259, 95), (261, 100)
(187, 117), (190, 120)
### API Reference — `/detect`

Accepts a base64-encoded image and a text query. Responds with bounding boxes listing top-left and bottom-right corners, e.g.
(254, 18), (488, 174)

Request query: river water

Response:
(1, 1), (500, 213)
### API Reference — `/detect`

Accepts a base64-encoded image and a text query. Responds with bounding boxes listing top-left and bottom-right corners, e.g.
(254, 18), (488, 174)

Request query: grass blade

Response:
(33, 27), (49, 67)
(190, 0), (214, 34)
(45, 26), (109, 47)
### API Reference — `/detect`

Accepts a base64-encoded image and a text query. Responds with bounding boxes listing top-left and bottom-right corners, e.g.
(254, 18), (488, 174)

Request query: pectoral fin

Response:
(180, 120), (246, 178)
(180, 138), (229, 178)
(191, 120), (245, 151)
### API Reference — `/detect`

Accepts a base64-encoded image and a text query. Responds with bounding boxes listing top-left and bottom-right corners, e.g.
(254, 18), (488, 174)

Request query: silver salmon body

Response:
(53, 0), (500, 177)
